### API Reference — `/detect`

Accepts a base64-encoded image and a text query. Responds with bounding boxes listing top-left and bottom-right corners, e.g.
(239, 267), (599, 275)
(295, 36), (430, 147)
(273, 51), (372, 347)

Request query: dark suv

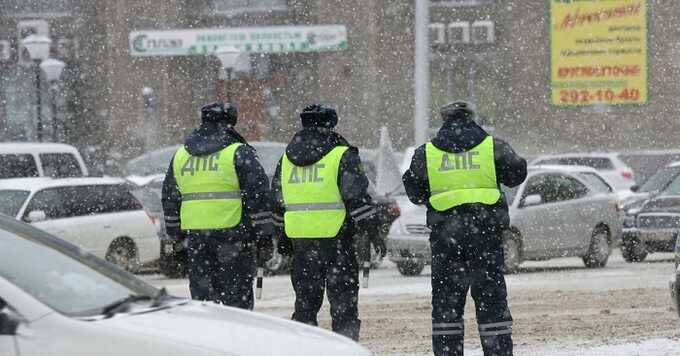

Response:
(623, 193), (680, 263)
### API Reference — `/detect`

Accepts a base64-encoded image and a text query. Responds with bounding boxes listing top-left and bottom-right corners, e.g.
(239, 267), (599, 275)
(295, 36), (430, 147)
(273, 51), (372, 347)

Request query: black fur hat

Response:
(201, 102), (238, 126)
(440, 101), (475, 122)
(300, 104), (338, 128)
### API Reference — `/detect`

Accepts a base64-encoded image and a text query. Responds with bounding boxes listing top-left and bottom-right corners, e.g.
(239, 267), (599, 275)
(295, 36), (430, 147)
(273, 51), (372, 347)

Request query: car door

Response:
(61, 185), (119, 259)
(22, 187), (77, 240)
(547, 174), (593, 251)
(23, 187), (110, 259)
(513, 173), (563, 257)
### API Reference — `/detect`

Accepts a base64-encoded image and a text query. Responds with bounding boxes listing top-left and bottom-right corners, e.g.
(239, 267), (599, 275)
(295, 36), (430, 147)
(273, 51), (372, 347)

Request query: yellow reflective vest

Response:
(426, 136), (501, 211)
(281, 146), (349, 238)
(173, 143), (243, 230)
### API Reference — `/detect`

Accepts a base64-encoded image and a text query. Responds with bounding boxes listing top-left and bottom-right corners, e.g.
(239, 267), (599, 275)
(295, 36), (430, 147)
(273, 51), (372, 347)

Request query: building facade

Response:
(1, 0), (679, 162)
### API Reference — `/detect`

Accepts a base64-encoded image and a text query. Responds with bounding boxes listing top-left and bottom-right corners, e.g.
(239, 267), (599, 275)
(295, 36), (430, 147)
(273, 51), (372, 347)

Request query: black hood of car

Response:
(285, 127), (352, 166)
(431, 118), (489, 153)
(184, 123), (247, 156)
(639, 195), (680, 214)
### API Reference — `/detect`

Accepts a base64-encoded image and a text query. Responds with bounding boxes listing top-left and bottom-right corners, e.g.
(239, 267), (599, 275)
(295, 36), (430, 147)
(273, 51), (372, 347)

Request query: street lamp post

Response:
(40, 58), (66, 142)
(214, 47), (248, 104)
(414, 0), (430, 146)
(21, 35), (52, 142)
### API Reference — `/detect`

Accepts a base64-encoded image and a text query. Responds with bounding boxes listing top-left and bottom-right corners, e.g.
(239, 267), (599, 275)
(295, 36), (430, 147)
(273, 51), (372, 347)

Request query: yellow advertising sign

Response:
(550, 0), (647, 106)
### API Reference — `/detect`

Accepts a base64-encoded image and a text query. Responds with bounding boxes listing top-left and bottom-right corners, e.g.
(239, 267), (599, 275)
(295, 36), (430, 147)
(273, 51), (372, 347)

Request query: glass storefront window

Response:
(2, 0), (71, 16)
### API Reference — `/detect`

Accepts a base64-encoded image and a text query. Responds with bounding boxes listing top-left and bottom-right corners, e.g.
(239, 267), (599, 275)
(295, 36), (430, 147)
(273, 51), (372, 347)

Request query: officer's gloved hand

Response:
(277, 234), (294, 257)
(256, 235), (275, 263)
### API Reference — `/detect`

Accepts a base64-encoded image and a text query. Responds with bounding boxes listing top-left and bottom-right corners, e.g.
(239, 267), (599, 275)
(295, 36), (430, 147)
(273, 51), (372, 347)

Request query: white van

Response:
(0, 142), (89, 179)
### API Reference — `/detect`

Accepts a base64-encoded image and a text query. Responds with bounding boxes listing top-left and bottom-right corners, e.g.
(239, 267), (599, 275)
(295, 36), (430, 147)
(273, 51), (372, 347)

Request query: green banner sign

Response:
(129, 25), (348, 57)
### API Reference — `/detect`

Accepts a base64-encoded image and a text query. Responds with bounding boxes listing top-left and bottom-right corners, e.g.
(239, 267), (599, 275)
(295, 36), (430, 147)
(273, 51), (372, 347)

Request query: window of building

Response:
(209, 0), (287, 15)
(2, 0), (71, 17)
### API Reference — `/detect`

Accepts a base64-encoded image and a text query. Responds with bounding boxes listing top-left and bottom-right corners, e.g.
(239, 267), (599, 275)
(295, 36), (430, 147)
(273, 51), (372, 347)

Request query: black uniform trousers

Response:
(430, 215), (513, 356)
(186, 234), (256, 310)
(290, 238), (361, 341)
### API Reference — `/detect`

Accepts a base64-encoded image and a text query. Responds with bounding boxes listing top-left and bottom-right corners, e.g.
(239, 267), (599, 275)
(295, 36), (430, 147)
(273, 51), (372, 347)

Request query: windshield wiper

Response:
(101, 295), (152, 317)
(101, 288), (171, 317)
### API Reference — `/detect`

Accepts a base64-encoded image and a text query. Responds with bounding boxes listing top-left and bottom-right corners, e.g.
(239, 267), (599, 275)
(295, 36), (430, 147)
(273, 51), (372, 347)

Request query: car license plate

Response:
(640, 231), (675, 242)
(164, 243), (174, 254)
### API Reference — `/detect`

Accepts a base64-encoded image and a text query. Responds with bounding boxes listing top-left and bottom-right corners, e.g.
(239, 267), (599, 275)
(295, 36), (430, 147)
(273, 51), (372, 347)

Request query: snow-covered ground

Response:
(143, 249), (680, 355)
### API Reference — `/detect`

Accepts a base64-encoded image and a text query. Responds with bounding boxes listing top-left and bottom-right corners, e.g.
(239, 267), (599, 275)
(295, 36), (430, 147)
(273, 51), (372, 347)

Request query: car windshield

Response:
(638, 166), (680, 193)
(125, 146), (179, 176)
(0, 218), (158, 317)
(0, 190), (30, 217)
(659, 174), (680, 197)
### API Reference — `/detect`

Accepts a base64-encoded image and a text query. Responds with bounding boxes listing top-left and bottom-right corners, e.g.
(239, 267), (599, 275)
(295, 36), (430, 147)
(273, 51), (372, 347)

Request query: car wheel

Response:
(502, 232), (521, 274)
(583, 226), (611, 268)
(396, 259), (425, 276)
(621, 237), (648, 263)
(106, 238), (140, 273)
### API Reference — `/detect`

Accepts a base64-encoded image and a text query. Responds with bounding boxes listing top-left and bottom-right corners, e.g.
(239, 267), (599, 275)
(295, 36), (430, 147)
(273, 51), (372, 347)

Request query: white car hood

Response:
(92, 301), (370, 356)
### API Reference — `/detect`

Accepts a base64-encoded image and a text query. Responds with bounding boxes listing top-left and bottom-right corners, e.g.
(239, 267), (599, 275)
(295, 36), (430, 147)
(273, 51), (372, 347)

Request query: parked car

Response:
(671, 234), (680, 317)
(0, 178), (159, 273)
(621, 177), (680, 262)
(531, 153), (636, 192)
(0, 215), (372, 356)
(623, 161), (680, 207)
(618, 150), (680, 190)
(124, 142), (286, 182)
(387, 165), (622, 275)
(0, 142), (89, 179)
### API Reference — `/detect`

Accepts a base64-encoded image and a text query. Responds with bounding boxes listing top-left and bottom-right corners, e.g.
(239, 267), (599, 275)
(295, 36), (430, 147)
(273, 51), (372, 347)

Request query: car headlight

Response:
(623, 215), (636, 228)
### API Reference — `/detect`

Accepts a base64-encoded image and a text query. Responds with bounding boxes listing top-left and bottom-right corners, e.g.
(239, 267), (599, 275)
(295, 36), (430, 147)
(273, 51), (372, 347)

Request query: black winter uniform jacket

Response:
(161, 123), (272, 246)
(402, 118), (527, 233)
(271, 128), (376, 253)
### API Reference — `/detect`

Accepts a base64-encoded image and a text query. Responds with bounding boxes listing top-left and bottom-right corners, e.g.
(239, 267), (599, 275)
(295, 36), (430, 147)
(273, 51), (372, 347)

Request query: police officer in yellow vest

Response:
(271, 104), (378, 341)
(162, 102), (273, 310)
(403, 101), (527, 356)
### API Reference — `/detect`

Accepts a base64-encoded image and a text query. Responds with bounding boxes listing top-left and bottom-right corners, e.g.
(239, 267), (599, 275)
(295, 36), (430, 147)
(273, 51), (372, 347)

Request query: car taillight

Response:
(144, 208), (157, 225)
(390, 202), (401, 217)
(621, 169), (634, 180)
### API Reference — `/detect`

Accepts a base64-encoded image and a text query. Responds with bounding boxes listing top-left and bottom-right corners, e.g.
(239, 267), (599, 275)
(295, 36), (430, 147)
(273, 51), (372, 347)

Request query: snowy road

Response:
(142, 249), (680, 355)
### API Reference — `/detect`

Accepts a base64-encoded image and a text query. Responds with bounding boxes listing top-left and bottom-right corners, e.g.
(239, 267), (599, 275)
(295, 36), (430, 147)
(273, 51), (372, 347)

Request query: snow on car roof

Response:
(0, 177), (127, 191)
(530, 164), (599, 174)
(666, 160), (680, 168)
(0, 142), (80, 154)
(533, 152), (620, 160)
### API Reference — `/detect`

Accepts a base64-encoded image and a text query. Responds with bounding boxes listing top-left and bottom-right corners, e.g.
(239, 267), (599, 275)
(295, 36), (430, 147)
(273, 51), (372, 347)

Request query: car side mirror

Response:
(523, 194), (543, 207)
(27, 210), (47, 223)
(630, 185), (640, 192)
(0, 298), (20, 336)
